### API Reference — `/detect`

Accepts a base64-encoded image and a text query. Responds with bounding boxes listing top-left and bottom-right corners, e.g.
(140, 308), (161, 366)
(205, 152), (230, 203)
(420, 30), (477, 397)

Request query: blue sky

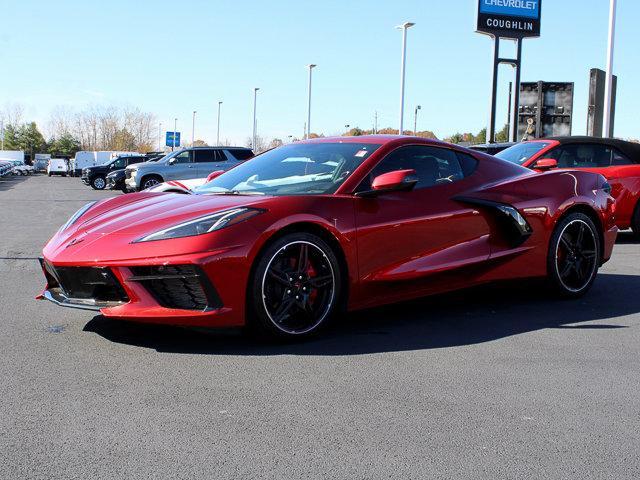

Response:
(1, 0), (639, 145)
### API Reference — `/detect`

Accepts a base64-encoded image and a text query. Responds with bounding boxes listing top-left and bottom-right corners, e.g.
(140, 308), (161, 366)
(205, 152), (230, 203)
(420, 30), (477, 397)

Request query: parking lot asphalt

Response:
(1, 174), (639, 479)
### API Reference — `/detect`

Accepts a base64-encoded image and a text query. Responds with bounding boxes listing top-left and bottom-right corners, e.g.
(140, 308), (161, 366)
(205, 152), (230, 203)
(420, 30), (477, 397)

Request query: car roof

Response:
(531, 136), (640, 160)
(299, 134), (452, 147)
(188, 146), (251, 150)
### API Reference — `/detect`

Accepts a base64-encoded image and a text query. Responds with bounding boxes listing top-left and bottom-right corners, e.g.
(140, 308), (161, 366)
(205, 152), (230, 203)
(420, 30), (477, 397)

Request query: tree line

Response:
(0, 104), (156, 158)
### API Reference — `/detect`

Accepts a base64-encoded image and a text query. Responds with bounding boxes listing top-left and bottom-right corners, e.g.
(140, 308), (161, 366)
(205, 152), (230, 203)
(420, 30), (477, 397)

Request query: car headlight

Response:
(59, 202), (97, 233)
(134, 207), (264, 243)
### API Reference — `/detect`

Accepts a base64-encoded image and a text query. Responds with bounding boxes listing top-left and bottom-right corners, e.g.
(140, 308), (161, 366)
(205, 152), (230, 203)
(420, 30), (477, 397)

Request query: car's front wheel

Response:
(91, 175), (106, 190)
(141, 175), (163, 190)
(249, 232), (342, 339)
(547, 212), (600, 298)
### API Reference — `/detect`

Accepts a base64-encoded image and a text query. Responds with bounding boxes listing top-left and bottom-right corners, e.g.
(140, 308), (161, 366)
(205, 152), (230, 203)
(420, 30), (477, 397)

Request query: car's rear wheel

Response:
(141, 175), (163, 190)
(547, 212), (600, 298)
(249, 232), (342, 339)
(91, 175), (106, 190)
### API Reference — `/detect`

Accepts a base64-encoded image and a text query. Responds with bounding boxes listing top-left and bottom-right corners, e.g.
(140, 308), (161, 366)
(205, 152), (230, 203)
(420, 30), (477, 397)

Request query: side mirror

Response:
(533, 158), (558, 171)
(206, 170), (225, 182)
(357, 169), (418, 197)
(168, 158), (177, 165)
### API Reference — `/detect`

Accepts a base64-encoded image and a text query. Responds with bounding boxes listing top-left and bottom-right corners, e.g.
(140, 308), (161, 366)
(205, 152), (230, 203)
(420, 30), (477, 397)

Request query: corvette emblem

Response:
(66, 237), (85, 248)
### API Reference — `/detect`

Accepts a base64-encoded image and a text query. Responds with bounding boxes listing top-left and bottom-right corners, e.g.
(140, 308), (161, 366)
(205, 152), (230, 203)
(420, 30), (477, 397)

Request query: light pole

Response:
(396, 21), (415, 135)
(604, 0), (617, 137)
(344, 124), (350, 135)
(173, 118), (177, 151)
(157, 122), (162, 151)
(413, 105), (421, 135)
(306, 64), (317, 139)
(0, 119), (4, 150)
(252, 88), (260, 151)
(191, 111), (197, 146)
(216, 101), (223, 146)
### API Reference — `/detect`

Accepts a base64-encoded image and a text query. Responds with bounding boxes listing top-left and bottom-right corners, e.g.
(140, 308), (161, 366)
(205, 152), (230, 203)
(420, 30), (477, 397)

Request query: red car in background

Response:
(38, 136), (616, 340)
(496, 137), (640, 235)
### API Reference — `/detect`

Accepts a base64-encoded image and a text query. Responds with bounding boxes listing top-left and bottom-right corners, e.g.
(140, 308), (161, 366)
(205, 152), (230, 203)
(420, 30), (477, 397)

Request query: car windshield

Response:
(194, 142), (381, 196)
(495, 142), (552, 165)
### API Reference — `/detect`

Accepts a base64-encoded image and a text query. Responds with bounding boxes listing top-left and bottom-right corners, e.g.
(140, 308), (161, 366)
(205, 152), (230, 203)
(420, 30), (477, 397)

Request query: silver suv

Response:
(125, 146), (254, 191)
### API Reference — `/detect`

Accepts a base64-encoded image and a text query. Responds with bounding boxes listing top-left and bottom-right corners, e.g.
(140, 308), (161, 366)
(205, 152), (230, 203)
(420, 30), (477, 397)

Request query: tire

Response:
(547, 212), (601, 298)
(48, 173), (52, 177)
(631, 201), (640, 237)
(91, 176), (106, 190)
(248, 232), (342, 340)
(141, 175), (163, 190)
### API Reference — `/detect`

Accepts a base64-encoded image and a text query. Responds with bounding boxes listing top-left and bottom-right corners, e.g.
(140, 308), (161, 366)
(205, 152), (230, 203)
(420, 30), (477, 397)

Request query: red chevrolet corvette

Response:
(496, 137), (640, 235)
(38, 136), (617, 339)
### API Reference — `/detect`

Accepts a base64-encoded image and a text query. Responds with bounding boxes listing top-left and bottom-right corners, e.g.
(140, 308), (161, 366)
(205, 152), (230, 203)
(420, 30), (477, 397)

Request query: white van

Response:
(47, 158), (69, 177)
(71, 151), (140, 175)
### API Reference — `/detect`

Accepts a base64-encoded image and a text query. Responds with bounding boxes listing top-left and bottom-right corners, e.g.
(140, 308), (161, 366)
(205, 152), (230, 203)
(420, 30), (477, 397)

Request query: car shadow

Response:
(615, 231), (640, 245)
(0, 174), (32, 192)
(83, 273), (638, 356)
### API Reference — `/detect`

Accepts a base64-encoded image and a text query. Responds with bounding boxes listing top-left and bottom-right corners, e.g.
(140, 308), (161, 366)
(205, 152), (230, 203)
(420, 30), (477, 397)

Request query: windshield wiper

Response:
(210, 190), (265, 196)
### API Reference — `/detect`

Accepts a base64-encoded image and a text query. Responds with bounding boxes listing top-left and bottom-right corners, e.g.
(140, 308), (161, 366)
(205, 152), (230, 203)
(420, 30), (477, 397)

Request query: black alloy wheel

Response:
(250, 233), (341, 339)
(548, 213), (600, 297)
(142, 176), (162, 190)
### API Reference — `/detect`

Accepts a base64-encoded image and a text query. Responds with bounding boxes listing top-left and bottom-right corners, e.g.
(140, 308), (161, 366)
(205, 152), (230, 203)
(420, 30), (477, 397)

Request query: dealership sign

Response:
(477, 0), (541, 38)
(165, 131), (181, 147)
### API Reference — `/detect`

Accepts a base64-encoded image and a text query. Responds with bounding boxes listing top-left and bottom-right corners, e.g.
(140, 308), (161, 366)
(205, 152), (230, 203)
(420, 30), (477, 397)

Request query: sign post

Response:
(476, 0), (542, 143)
(165, 131), (181, 150)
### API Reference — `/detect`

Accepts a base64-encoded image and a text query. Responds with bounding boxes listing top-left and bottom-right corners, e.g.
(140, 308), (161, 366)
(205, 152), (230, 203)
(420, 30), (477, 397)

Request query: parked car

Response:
(8, 159), (34, 175)
(39, 136), (616, 340)
(0, 160), (14, 177)
(496, 136), (640, 235)
(468, 142), (515, 155)
(124, 146), (254, 191)
(47, 158), (70, 176)
(82, 155), (150, 190)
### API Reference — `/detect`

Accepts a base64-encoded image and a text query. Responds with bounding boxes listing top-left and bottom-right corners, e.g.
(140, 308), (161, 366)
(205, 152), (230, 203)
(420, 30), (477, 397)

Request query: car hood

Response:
(69, 192), (267, 236)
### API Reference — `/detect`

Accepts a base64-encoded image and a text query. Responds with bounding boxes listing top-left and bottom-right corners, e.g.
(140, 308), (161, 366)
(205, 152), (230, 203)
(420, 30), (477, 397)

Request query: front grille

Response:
(43, 261), (129, 304)
(129, 265), (222, 311)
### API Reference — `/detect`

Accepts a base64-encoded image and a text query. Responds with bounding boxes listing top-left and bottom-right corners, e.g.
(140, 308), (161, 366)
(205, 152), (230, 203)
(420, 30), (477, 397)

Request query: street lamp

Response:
(604, 0), (617, 137)
(306, 64), (317, 139)
(192, 110), (197, 146)
(158, 122), (162, 151)
(173, 118), (177, 151)
(216, 101), (223, 146)
(396, 21), (415, 135)
(252, 88), (260, 151)
(413, 105), (421, 135)
(344, 124), (350, 135)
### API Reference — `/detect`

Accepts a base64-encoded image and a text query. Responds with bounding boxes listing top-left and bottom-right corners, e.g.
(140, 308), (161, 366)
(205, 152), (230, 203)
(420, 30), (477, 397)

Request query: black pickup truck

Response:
(81, 155), (150, 190)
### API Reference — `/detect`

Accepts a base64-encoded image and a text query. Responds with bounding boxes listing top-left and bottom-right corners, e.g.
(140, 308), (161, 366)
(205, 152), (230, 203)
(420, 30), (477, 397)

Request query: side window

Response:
(456, 152), (479, 177)
(173, 151), (192, 164)
(214, 150), (228, 162)
(228, 149), (254, 161)
(611, 148), (634, 166)
(111, 158), (125, 169)
(543, 144), (613, 168)
(194, 150), (216, 163)
(364, 146), (466, 191)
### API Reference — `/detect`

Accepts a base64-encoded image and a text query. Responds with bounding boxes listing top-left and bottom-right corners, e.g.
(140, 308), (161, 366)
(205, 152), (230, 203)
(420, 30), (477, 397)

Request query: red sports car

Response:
(496, 137), (640, 235)
(38, 136), (617, 339)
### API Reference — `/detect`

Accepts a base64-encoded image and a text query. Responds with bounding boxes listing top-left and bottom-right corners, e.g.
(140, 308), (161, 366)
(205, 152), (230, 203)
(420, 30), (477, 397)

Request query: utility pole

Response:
(413, 105), (421, 135)
(252, 88), (260, 151)
(306, 64), (317, 139)
(604, 0), (617, 137)
(216, 101), (222, 146)
(396, 21), (415, 135)
(158, 122), (162, 151)
(374, 111), (378, 134)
